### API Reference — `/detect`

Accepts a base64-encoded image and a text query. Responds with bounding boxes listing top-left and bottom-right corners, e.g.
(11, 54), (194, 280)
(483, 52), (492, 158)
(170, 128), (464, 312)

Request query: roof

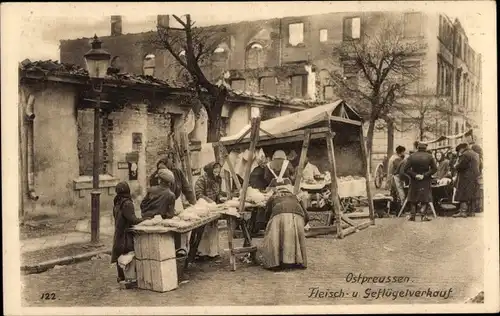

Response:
(19, 59), (176, 89)
(220, 99), (362, 143)
(227, 89), (324, 107)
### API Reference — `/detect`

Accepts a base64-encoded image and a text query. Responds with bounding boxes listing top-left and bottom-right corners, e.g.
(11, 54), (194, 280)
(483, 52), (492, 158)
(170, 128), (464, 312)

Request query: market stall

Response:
(215, 100), (375, 267)
(129, 198), (247, 292)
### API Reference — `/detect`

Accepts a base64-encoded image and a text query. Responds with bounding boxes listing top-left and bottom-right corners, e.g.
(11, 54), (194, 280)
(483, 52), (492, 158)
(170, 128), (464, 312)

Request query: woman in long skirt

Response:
(195, 162), (224, 259)
(259, 185), (309, 270)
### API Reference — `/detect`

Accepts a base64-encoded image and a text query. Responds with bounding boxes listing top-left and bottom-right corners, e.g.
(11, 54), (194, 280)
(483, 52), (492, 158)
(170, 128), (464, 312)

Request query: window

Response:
(290, 75), (306, 98)
(403, 12), (422, 38)
(259, 77), (277, 96)
(324, 86), (335, 100)
(319, 29), (328, 42)
(143, 53), (156, 76)
(230, 79), (246, 91)
(245, 43), (264, 69)
(456, 36), (462, 58)
(288, 23), (304, 46)
(343, 17), (361, 40)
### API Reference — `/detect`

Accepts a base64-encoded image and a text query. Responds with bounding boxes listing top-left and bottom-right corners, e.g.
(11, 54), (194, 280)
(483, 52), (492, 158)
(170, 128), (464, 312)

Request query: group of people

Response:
(387, 140), (483, 221)
(111, 148), (314, 283)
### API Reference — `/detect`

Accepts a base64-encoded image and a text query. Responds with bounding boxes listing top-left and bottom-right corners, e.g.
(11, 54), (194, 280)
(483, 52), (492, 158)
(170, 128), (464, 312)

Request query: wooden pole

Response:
(238, 117), (260, 213)
(325, 130), (343, 239)
(358, 125), (376, 224)
(293, 129), (312, 194)
(180, 131), (194, 189)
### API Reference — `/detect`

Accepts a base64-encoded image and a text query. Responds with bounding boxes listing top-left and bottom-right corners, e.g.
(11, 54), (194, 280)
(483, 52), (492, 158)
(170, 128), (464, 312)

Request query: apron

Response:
(266, 160), (292, 188)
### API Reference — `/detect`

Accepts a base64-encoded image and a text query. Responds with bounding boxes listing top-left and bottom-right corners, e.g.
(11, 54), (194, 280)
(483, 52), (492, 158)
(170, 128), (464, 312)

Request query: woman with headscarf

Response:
(140, 168), (177, 219)
(264, 150), (295, 188)
(195, 162), (223, 259)
(249, 154), (270, 191)
(164, 150), (197, 256)
(149, 158), (168, 187)
(434, 151), (451, 180)
(259, 184), (309, 271)
(111, 182), (144, 283)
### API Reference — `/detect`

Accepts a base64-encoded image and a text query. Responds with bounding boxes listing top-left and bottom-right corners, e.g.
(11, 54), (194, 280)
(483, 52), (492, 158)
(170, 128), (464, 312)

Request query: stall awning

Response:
(220, 100), (362, 143)
(420, 129), (473, 145)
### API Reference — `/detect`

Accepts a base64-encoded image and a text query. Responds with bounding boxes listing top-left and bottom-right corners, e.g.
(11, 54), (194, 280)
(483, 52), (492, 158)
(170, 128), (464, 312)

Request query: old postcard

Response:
(2, 1), (498, 315)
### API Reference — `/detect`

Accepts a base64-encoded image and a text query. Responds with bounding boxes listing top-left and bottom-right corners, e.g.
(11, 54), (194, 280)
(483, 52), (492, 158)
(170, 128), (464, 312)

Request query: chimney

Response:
(157, 15), (169, 28)
(111, 16), (122, 36)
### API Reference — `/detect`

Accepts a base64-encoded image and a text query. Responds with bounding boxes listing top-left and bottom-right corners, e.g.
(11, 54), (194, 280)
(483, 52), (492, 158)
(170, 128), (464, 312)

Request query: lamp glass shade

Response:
(84, 35), (111, 79)
(85, 58), (110, 79)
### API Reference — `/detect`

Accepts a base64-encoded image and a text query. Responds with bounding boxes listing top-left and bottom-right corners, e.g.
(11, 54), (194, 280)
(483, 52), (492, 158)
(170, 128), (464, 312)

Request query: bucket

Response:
(176, 255), (187, 280)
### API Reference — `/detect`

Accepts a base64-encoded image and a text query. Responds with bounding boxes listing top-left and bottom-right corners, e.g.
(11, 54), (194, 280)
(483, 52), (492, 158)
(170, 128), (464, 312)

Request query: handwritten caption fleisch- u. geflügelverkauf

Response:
(307, 273), (453, 301)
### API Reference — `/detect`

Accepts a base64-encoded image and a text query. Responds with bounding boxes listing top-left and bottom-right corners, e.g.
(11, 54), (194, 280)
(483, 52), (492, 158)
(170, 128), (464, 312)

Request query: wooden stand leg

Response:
(185, 226), (206, 269)
(226, 217), (237, 271)
(398, 198), (408, 217)
(428, 202), (437, 218)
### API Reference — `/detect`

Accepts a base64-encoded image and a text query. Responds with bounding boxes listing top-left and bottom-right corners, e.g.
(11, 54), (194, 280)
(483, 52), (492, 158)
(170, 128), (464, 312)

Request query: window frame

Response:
(319, 28), (328, 42)
(289, 75), (307, 98)
(288, 22), (305, 46)
(403, 12), (423, 39)
(343, 16), (361, 41)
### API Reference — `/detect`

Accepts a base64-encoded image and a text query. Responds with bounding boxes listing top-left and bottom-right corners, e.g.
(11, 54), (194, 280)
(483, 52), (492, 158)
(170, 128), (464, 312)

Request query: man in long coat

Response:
(452, 143), (481, 218)
(402, 142), (438, 221)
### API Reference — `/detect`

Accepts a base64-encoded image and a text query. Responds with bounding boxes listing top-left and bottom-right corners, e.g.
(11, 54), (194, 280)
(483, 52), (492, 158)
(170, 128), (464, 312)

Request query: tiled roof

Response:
(19, 59), (174, 88)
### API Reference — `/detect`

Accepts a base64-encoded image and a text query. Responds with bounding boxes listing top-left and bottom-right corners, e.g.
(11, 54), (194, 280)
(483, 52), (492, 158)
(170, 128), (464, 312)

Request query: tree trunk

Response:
(205, 87), (228, 143)
(365, 119), (376, 174)
(207, 114), (221, 143)
(419, 118), (425, 141)
(386, 119), (394, 174)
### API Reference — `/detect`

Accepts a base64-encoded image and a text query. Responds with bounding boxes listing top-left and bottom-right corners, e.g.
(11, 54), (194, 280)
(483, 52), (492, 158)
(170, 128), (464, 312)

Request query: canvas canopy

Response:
(420, 129), (473, 145)
(220, 100), (362, 144)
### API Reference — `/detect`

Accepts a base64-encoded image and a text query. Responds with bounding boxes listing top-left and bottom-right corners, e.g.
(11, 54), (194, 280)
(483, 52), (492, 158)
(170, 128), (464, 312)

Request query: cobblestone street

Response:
(21, 216), (484, 306)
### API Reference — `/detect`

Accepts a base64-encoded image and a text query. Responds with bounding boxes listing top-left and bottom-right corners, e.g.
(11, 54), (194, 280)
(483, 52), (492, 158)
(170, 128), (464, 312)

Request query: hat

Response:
(272, 150), (287, 160)
(275, 184), (294, 194)
(157, 168), (175, 184)
(455, 143), (468, 152)
(417, 142), (428, 149)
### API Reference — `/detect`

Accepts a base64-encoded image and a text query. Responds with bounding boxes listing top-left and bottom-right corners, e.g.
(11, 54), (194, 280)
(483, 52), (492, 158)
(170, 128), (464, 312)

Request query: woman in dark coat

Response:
(452, 143), (481, 217)
(470, 144), (483, 213)
(111, 182), (144, 282)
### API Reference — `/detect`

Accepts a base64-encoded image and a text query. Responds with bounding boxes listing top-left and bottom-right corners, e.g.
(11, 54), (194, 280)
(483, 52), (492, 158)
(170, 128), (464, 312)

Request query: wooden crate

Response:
(133, 233), (176, 261)
(136, 258), (178, 292)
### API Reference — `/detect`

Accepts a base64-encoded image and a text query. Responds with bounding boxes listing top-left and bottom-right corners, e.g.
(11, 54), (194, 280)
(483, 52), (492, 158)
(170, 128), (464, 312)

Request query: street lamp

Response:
(84, 34), (111, 243)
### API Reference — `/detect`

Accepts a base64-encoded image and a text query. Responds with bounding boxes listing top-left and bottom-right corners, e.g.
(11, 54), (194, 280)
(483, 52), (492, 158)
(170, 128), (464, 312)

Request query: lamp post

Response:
(84, 35), (111, 243)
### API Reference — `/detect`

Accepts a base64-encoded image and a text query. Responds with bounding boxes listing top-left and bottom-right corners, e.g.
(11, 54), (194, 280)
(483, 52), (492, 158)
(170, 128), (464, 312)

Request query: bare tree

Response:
(147, 14), (230, 142)
(328, 19), (427, 170)
(396, 91), (447, 142)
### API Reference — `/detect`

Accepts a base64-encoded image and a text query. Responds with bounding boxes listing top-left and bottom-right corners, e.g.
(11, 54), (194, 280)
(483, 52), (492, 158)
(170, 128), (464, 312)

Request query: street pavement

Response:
(21, 216), (483, 306)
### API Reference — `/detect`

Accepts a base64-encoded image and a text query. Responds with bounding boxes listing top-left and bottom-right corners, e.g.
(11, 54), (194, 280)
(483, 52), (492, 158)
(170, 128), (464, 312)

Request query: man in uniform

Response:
(402, 142), (438, 221)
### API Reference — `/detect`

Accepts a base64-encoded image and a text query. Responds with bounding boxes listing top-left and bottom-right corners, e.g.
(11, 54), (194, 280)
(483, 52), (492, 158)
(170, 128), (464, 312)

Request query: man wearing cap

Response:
(140, 168), (177, 219)
(402, 142), (438, 221)
(452, 143), (481, 218)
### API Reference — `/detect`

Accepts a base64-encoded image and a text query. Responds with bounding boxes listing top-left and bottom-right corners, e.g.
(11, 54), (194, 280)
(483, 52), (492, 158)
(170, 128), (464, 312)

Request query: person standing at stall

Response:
(302, 156), (322, 182)
(164, 150), (197, 256)
(259, 184), (309, 271)
(452, 143), (481, 218)
(264, 150), (295, 188)
(249, 154), (270, 190)
(140, 169), (177, 219)
(112, 182), (144, 283)
(388, 146), (406, 203)
(195, 162), (224, 259)
(470, 144), (483, 213)
(403, 142), (438, 221)
(148, 158), (168, 187)
(434, 151), (451, 180)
